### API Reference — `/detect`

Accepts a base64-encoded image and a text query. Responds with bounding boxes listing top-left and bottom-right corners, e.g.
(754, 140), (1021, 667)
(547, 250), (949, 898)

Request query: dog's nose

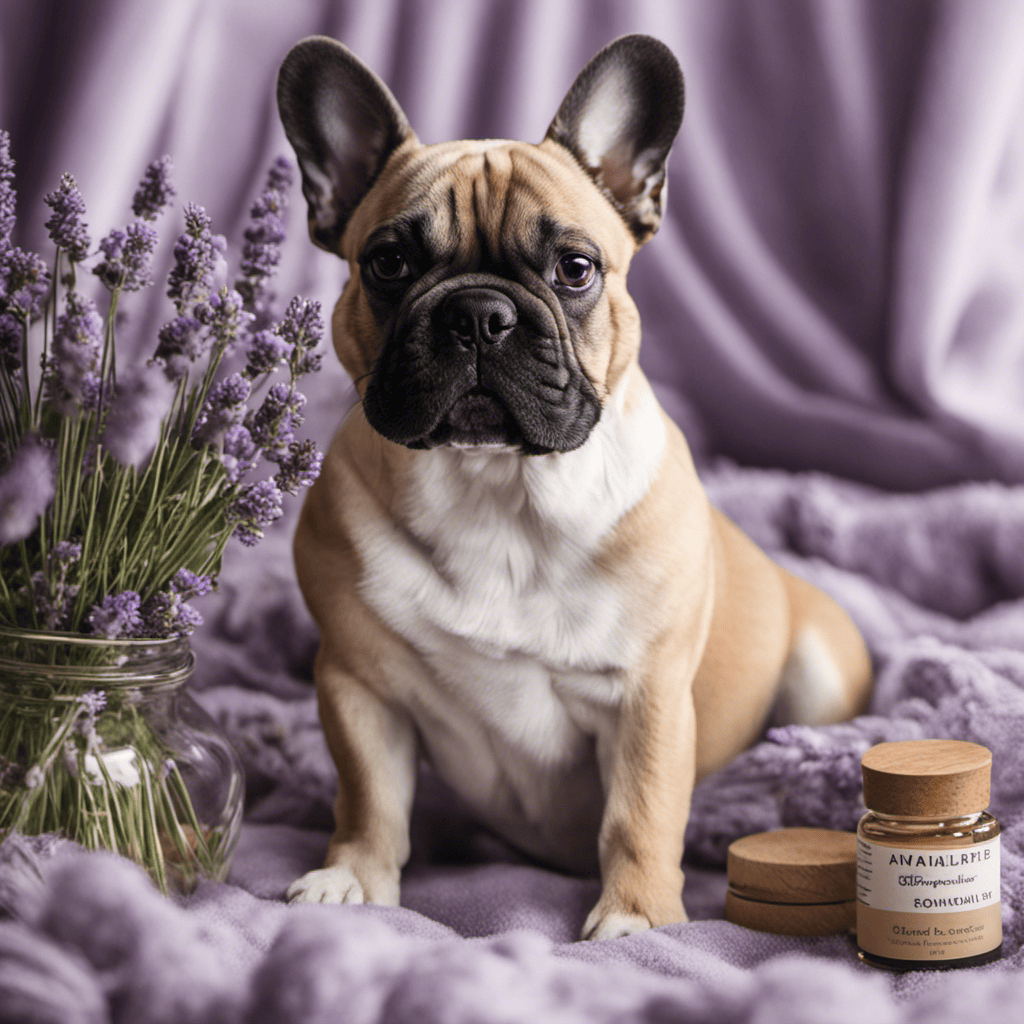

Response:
(440, 289), (517, 349)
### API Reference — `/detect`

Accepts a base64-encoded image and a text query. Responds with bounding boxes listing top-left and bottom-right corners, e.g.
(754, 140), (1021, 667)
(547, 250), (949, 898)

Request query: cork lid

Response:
(861, 739), (991, 817)
(727, 828), (857, 905)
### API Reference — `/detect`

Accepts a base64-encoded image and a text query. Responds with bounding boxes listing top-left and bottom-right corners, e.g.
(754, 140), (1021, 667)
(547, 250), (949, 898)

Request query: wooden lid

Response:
(861, 740), (991, 817)
(726, 828), (857, 905)
(725, 891), (855, 936)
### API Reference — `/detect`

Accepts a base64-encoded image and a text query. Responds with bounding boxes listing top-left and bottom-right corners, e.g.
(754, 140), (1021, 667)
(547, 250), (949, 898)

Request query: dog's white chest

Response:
(352, 385), (665, 870)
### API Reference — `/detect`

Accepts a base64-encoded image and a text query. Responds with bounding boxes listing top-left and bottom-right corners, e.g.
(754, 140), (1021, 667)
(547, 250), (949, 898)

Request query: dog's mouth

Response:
(424, 385), (526, 449)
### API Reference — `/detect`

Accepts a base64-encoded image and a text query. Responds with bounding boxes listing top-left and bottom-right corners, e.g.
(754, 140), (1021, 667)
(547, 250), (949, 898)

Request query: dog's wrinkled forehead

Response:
(277, 34), (683, 255)
(343, 139), (635, 273)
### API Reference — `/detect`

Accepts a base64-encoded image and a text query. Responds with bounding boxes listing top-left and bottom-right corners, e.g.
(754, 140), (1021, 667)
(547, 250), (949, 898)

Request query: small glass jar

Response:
(0, 625), (243, 894)
(857, 739), (1001, 970)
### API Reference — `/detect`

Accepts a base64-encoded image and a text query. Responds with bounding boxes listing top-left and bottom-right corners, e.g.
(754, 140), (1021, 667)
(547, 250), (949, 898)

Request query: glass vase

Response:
(0, 625), (243, 894)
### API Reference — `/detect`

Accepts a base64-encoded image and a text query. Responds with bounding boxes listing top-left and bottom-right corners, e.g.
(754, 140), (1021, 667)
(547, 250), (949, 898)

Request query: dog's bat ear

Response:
(545, 35), (684, 245)
(277, 37), (416, 253)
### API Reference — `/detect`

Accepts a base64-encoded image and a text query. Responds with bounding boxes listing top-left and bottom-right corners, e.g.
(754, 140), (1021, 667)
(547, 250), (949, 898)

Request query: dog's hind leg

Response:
(771, 571), (873, 727)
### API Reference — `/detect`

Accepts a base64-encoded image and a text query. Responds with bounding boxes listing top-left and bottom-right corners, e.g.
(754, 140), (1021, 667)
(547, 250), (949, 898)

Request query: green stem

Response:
(34, 247), (61, 419)
(18, 316), (31, 429)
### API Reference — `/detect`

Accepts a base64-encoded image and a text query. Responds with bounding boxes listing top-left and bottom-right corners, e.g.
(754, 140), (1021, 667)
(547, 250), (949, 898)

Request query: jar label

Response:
(857, 836), (1001, 961)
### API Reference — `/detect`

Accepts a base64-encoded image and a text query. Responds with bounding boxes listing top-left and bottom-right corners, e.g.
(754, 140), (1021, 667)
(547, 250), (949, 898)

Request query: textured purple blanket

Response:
(3, 1), (1024, 1021)
(4, 465), (1024, 1023)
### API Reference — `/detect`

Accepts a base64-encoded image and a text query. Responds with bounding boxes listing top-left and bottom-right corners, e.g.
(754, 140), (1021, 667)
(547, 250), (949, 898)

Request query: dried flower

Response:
(94, 220), (159, 291)
(192, 372), (251, 447)
(235, 156), (293, 321)
(0, 311), (19, 373)
(194, 287), (251, 354)
(265, 156), (293, 197)
(166, 203), (227, 313)
(246, 383), (305, 462)
(50, 540), (82, 564)
(142, 595), (203, 638)
(43, 291), (103, 413)
(101, 363), (176, 468)
(28, 541), (82, 629)
(153, 314), (206, 380)
(43, 173), (91, 262)
(0, 129), (15, 248)
(88, 590), (143, 639)
(275, 439), (323, 496)
(0, 435), (55, 544)
(138, 569), (214, 638)
(243, 329), (292, 379)
(132, 155), (175, 221)
(229, 479), (283, 547)
(172, 569), (214, 597)
(221, 424), (259, 482)
(76, 690), (107, 733)
(278, 296), (324, 376)
(0, 246), (51, 321)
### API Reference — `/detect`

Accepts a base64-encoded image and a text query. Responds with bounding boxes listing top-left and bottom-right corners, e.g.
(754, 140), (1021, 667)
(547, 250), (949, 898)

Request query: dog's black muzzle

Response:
(362, 275), (601, 454)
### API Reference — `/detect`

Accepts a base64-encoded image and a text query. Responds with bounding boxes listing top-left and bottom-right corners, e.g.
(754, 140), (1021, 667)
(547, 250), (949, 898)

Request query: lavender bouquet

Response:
(0, 130), (323, 889)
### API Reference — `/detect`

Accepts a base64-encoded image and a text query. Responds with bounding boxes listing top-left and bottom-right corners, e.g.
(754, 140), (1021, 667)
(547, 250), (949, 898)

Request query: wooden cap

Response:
(725, 891), (855, 936)
(726, 828), (857, 905)
(861, 740), (991, 817)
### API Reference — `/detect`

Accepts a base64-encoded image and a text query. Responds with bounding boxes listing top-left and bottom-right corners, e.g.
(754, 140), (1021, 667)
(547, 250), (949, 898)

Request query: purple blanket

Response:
(3, 2), (1024, 1022)
(3, 471), (1024, 1023)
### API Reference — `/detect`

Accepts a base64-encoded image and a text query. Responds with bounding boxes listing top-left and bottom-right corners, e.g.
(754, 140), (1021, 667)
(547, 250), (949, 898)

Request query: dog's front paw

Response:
(581, 892), (687, 941)
(581, 906), (653, 941)
(286, 850), (400, 907)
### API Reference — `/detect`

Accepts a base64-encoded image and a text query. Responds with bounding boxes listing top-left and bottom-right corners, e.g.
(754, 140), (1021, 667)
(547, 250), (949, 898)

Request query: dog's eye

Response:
(368, 246), (409, 282)
(554, 253), (595, 289)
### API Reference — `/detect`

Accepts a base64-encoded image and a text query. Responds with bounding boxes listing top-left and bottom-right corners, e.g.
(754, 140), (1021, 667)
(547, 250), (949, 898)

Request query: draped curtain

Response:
(2, 0), (1023, 490)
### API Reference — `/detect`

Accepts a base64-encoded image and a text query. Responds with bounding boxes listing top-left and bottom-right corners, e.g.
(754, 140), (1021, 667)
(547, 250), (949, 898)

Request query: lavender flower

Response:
(194, 287), (251, 354)
(78, 690), (107, 717)
(228, 478), (283, 547)
(265, 156), (293, 197)
(28, 542), (82, 629)
(0, 246), (51, 321)
(245, 383), (305, 462)
(101, 363), (176, 468)
(138, 569), (214, 638)
(43, 173), (91, 262)
(88, 591), (143, 639)
(50, 540), (82, 564)
(221, 424), (258, 482)
(243, 329), (292, 379)
(167, 203), (227, 313)
(0, 435), (55, 544)
(0, 311), (19, 373)
(153, 314), (206, 380)
(93, 220), (159, 291)
(235, 156), (293, 319)
(43, 290), (103, 413)
(0, 129), (15, 248)
(171, 569), (214, 597)
(75, 690), (107, 738)
(131, 155), (175, 221)
(275, 439), (323, 496)
(192, 372), (251, 448)
(277, 296), (324, 376)
(139, 591), (202, 638)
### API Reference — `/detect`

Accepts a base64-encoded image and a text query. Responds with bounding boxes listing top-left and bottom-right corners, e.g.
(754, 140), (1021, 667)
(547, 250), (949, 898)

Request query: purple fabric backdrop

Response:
(4, 0), (1024, 490)
(3, 2), (1024, 1023)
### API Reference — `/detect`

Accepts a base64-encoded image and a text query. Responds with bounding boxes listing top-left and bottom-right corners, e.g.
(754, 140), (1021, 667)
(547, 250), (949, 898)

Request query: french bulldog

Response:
(278, 33), (872, 940)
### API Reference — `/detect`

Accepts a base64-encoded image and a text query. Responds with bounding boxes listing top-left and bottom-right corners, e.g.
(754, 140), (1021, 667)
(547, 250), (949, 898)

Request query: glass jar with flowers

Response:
(0, 132), (324, 893)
